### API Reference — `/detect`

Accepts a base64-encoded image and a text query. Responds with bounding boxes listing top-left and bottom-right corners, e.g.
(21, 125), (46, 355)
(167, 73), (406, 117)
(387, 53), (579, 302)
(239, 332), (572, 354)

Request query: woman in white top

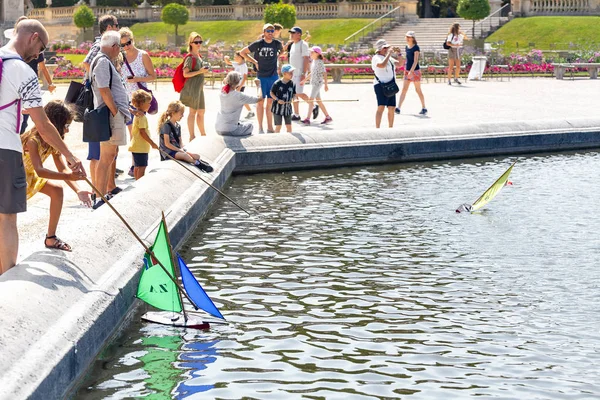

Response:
(119, 28), (157, 132)
(371, 39), (401, 128)
(446, 23), (468, 85)
(216, 71), (263, 136)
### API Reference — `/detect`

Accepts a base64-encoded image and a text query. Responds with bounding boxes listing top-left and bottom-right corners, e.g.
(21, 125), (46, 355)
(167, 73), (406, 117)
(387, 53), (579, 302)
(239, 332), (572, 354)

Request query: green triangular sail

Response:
(471, 162), (516, 212)
(136, 220), (183, 313)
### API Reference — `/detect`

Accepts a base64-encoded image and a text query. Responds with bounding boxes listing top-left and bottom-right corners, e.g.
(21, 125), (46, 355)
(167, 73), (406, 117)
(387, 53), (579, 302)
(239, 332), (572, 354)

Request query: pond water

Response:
(76, 152), (600, 399)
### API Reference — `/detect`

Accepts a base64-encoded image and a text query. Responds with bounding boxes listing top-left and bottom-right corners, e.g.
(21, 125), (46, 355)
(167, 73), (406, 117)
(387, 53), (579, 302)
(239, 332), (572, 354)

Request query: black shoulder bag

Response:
(443, 34), (454, 50)
(375, 60), (399, 97)
(83, 56), (113, 143)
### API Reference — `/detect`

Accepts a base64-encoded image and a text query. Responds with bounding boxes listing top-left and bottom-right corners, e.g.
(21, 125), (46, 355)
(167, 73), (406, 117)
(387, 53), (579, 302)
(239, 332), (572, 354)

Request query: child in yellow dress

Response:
(22, 100), (92, 252)
(128, 90), (158, 180)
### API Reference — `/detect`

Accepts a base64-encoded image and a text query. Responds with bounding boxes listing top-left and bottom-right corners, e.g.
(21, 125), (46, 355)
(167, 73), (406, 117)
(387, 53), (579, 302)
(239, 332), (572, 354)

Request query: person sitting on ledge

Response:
(158, 100), (213, 173)
(22, 100), (93, 252)
(216, 71), (263, 137)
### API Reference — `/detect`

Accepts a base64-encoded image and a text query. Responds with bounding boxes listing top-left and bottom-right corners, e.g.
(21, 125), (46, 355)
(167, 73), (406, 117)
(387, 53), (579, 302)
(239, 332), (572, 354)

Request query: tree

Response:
(73, 5), (95, 32)
(161, 3), (189, 45)
(457, 0), (490, 38)
(264, 2), (296, 29)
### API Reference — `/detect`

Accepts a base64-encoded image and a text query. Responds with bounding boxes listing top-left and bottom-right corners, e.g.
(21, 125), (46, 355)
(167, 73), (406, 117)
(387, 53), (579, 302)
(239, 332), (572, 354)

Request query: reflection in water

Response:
(77, 153), (600, 399)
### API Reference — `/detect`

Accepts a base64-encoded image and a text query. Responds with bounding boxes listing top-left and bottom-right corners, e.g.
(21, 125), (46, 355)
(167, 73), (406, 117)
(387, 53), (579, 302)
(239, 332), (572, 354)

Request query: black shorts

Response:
(132, 152), (149, 167)
(374, 83), (397, 107)
(274, 114), (292, 126)
(0, 149), (27, 214)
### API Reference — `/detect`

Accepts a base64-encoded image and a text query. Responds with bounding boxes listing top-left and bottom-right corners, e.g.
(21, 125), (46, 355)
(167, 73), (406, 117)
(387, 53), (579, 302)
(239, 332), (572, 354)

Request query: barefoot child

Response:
(270, 64), (296, 133)
(22, 100), (92, 252)
(224, 52), (254, 119)
(128, 90), (159, 180)
(158, 101), (214, 172)
(301, 46), (332, 125)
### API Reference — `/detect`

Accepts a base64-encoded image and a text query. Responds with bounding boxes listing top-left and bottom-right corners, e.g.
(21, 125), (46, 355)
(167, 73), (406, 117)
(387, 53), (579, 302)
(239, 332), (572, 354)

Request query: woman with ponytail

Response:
(158, 101), (213, 172)
(215, 71), (264, 136)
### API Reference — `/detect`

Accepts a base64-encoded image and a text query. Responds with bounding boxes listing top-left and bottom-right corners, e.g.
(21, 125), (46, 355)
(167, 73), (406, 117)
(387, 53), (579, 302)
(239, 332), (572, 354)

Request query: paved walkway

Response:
(18, 78), (600, 261)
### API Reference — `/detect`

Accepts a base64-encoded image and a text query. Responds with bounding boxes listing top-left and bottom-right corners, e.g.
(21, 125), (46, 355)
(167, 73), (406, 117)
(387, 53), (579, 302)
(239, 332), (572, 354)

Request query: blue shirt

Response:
(405, 44), (420, 71)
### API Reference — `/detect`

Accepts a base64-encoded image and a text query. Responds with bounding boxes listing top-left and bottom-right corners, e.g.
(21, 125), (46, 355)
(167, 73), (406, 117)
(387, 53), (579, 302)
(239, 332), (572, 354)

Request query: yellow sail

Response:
(470, 162), (516, 212)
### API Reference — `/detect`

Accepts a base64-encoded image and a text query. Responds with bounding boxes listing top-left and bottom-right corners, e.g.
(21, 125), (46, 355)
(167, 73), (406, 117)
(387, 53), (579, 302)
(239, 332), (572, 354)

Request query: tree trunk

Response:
(472, 20), (475, 39)
(175, 25), (179, 47)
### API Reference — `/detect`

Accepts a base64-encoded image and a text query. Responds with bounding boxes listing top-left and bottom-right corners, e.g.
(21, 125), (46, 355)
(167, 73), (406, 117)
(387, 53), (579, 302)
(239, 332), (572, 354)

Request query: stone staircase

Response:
(374, 18), (502, 51)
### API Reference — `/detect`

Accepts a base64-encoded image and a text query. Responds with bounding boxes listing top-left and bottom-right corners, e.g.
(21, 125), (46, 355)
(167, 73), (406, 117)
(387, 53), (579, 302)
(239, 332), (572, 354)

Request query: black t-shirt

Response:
(27, 53), (44, 75)
(159, 121), (182, 160)
(270, 79), (296, 116)
(248, 39), (283, 78)
(405, 44), (420, 71)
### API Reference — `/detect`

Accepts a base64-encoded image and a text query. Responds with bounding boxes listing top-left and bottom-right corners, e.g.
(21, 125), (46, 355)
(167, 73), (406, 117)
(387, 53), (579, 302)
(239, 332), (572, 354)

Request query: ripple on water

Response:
(76, 153), (600, 399)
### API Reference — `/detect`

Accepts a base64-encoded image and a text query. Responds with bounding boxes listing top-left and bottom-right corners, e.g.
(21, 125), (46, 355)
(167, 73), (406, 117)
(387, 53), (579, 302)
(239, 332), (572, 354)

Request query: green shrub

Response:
(73, 5), (95, 32)
(161, 3), (189, 45)
(264, 2), (297, 29)
(457, 0), (490, 37)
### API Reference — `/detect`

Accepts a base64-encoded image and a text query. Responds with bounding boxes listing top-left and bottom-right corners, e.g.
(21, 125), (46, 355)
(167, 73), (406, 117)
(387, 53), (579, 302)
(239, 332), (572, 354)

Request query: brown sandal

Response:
(44, 235), (72, 252)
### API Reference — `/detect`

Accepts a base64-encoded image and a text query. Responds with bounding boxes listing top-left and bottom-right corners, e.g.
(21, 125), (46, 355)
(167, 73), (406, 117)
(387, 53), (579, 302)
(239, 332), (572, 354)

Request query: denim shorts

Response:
(259, 74), (278, 99)
(374, 83), (397, 107)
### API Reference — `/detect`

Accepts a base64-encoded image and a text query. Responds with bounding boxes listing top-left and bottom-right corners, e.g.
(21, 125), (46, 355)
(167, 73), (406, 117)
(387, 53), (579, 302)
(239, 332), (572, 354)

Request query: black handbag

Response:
(83, 57), (113, 142)
(83, 106), (111, 142)
(375, 61), (399, 97)
(64, 80), (83, 104)
(73, 79), (93, 122)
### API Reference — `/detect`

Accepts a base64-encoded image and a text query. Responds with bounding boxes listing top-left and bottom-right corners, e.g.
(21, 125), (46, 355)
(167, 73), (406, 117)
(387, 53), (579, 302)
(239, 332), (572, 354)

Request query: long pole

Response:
(84, 177), (198, 308)
(162, 211), (188, 323)
(159, 149), (253, 217)
(289, 99), (359, 104)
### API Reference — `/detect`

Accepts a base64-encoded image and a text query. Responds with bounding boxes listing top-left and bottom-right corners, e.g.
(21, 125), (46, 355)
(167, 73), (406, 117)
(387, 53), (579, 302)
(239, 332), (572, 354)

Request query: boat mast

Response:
(161, 212), (188, 323)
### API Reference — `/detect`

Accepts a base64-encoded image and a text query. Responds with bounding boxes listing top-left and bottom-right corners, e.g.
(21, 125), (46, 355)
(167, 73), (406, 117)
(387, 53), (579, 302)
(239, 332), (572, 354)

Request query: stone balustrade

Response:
(27, 1), (418, 24)
(511, 0), (600, 16)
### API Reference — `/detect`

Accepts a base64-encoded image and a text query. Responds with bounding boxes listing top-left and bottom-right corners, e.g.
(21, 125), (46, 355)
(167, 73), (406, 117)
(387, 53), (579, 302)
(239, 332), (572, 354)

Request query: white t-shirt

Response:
(371, 54), (396, 85)
(289, 40), (309, 78)
(447, 33), (464, 46)
(0, 48), (43, 153)
(232, 61), (248, 77)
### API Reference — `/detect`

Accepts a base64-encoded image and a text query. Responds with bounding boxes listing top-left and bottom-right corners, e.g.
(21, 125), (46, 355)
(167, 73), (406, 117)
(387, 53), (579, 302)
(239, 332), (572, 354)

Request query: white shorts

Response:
(105, 112), (127, 146)
(292, 74), (305, 95)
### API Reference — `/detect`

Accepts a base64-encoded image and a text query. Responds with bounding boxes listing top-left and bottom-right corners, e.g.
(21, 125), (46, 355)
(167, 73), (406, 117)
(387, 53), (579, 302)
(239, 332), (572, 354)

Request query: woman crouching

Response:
(215, 71), (264, 136)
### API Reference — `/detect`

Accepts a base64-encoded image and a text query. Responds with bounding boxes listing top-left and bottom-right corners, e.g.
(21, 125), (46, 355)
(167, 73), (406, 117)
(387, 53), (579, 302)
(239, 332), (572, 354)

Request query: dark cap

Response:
(288, 26), (302, 34)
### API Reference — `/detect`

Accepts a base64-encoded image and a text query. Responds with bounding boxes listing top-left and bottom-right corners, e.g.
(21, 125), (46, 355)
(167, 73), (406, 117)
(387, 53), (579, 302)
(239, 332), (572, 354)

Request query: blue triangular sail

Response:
(177, 255), (225, 320)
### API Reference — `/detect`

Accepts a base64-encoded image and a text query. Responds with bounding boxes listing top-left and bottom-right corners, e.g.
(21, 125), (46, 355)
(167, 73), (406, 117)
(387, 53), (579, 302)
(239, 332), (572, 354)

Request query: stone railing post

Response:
(522, 0), (531, 16)
(337, 1), (350, 18)
(489, 0), (503, 14)
(233, 4), (244, 20)
(136, 0), (152, 21)
(44, 7), (52, 22)
(399, 0), (419, 20)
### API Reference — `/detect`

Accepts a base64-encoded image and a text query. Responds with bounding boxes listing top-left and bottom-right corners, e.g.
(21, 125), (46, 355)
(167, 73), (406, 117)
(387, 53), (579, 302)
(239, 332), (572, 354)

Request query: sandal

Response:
(44, 235), (72, 252)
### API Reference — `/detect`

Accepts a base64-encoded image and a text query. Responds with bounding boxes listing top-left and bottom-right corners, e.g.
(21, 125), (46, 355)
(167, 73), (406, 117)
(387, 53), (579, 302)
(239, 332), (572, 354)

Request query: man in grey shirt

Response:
(90, 30), (131, 209)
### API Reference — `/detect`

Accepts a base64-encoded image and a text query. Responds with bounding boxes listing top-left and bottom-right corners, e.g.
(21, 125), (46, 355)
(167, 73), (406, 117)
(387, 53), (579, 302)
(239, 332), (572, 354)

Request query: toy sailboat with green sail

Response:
(136, 214), (225, 330)
(456, 162), (516, 213)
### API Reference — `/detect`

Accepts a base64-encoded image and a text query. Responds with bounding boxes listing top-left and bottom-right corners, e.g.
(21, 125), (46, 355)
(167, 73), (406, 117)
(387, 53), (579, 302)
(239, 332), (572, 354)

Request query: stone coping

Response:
(1, 117), (600, 399)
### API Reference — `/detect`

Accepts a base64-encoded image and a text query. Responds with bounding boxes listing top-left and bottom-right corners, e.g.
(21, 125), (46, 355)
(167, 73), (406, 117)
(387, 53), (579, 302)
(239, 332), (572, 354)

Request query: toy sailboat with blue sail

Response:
(137, 214), (225, 330)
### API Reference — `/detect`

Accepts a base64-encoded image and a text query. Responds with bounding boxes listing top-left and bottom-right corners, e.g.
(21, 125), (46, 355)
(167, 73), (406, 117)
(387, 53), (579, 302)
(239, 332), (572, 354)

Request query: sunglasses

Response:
(193, 40), (203, 45)
(34, 34), (46, 53)
(265, 30), (275, 33)
(120, 39), (132, 48)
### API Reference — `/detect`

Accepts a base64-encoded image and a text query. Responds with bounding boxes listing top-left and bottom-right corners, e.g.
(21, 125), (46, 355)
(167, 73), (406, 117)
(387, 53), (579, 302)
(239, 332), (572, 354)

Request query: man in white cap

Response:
(241, 23), (283, 134)
(287, 26), (310, 121)
(371, 39), (400, 128)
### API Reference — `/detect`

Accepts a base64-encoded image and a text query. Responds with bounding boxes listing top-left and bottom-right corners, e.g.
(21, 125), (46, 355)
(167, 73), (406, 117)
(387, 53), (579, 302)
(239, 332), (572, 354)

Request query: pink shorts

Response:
(404, 70), (422, 82)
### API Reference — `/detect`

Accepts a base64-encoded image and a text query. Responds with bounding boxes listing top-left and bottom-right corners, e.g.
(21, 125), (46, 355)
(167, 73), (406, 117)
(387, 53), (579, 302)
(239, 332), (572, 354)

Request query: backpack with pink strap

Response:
(0, 56), (26, 134)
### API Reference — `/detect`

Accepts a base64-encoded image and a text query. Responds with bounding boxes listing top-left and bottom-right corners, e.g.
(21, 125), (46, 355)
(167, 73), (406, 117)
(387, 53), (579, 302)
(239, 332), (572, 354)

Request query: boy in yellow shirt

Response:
(128, 90), (158, 180)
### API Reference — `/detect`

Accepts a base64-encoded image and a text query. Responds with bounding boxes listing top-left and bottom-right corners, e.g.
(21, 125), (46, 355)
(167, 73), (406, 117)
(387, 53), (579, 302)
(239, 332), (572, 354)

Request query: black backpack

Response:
(443, 34), (454, 50)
